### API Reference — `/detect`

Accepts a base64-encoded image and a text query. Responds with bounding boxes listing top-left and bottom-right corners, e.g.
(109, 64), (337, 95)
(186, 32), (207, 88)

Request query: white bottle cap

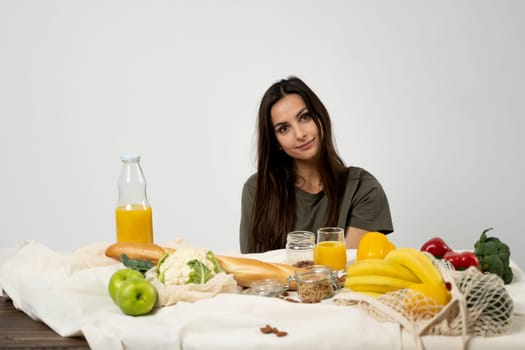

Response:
(120, 154), (141, 161)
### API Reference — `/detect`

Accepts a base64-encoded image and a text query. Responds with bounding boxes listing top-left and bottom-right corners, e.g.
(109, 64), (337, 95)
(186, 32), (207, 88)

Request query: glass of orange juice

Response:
(314, 227), (347, 271)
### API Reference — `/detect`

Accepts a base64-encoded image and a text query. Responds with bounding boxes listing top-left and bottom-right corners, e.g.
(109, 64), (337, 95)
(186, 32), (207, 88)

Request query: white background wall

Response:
(2, 0), (524, 267)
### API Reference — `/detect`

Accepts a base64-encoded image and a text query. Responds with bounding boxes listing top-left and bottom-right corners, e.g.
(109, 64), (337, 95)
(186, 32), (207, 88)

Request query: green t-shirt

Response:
(239, 166), (393, 253)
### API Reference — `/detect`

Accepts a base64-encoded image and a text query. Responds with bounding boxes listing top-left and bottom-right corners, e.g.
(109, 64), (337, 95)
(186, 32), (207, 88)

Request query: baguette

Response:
(216, 255), (303, 290)
(105, 242), (175, 264)
(105, 243), (301, 290)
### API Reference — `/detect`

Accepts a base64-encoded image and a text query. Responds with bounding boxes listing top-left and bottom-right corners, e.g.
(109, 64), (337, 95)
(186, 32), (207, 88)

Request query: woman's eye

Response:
(277, 125), (288, 134)
(300, 113), (312, 121)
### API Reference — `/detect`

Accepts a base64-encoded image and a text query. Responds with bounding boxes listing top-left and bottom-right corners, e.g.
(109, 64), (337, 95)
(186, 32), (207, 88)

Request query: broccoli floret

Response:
(474, 240), (499, 256)
(473, 228), (513, 284)
(498, 244), (511, 266)
(502, 267), (514, 285)
(478, 255), (504, 277)
(474, 227), (493, 251)
(475, 240), (511, 266)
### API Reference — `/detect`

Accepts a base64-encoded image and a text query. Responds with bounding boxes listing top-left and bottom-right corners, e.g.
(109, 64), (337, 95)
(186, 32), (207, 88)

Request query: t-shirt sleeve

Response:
(239, 175), (256, 253)
(347, 170), (394, 234)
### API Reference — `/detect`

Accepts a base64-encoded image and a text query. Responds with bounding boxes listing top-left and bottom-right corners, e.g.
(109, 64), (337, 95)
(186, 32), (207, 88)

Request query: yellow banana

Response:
(407, 282), (451, 306)
(346, 259), (421, 283)
(384, 248), (443, 285)
(344, 274), (417, 294)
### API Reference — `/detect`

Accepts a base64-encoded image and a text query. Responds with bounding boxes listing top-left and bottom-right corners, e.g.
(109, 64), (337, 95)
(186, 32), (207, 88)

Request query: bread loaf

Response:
(216, 255), (302, 289)
(105, 243), (300, 290)
(105, 242), (175, 264)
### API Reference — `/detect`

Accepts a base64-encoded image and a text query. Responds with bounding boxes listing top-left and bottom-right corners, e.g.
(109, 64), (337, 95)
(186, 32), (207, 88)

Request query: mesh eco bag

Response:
(334, 255), (514, 350)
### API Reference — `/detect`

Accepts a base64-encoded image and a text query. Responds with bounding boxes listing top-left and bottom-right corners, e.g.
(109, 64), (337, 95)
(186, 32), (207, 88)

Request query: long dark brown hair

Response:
(247, 76), (346, 252)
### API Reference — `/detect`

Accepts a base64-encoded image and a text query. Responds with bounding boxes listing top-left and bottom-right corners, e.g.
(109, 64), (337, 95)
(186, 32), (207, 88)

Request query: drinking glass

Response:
(314, 227), (347, 271)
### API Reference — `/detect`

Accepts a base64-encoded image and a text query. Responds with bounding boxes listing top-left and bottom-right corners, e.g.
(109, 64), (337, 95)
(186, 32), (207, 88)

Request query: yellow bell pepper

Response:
(356, 232), (396, 261)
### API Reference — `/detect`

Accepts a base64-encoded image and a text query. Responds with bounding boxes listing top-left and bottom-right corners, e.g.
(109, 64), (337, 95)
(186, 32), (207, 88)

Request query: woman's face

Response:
(270, 93), (321, 162)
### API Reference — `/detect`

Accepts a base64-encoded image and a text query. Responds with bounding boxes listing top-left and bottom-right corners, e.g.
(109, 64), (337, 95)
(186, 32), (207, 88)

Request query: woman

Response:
(240, 76), (393, 253)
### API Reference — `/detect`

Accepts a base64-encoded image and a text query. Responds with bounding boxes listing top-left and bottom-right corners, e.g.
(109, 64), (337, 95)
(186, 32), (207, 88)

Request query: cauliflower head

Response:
(157, 247), (221, 285)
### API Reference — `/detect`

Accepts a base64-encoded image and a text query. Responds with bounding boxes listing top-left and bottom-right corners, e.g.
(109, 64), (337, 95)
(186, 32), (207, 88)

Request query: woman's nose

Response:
(295, 125), (306, 140)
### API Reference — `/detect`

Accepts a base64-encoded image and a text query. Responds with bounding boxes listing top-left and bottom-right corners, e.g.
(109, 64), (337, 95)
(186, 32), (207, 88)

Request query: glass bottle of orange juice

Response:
(115, 154), (153, 243)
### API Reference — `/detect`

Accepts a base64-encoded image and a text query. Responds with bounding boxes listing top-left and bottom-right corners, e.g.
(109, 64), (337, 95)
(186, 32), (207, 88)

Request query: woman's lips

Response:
(297, 139), (314, 150)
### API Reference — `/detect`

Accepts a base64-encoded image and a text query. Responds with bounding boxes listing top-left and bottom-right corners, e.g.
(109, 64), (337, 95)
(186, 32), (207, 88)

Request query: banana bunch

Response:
(344, 247), (451, 305)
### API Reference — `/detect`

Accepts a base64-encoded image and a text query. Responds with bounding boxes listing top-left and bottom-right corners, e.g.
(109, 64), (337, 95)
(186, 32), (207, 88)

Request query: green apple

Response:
(108, 268), (144, 303)
(116, 278), (158, 316)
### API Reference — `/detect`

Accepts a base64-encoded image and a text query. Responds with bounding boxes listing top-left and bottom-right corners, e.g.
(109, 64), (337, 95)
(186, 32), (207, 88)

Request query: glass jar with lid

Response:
(285, 231), (315, 266)
(289, 265), (336, 303)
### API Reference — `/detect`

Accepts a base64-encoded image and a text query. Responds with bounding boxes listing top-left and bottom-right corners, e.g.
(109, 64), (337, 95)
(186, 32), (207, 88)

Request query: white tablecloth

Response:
(0, 240), (524, 350)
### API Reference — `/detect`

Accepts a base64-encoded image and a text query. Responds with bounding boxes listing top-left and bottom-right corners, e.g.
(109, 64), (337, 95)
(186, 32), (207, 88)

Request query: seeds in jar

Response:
(293, 260), (314, 268)
(297, 279), (332, 303)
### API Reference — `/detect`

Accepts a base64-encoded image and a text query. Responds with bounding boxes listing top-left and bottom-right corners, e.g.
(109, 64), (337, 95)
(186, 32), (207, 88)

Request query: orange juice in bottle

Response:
(115, 204), (153, 243)
(115, 154), (153, 243)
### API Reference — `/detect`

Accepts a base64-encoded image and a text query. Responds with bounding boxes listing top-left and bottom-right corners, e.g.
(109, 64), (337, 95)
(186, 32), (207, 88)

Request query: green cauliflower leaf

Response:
(121, 253), (154, 275)
(207, 250), (222, 273)
(186, 259), (213, 284)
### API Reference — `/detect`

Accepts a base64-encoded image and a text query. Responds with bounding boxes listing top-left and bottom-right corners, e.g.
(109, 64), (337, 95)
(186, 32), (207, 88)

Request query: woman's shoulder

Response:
(347, 166), (373, 178)
(346, 166), (382, 185)
(241, 173), (258, 202)
(243, 173), (258, 190)
(244, 172), (257, 183)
